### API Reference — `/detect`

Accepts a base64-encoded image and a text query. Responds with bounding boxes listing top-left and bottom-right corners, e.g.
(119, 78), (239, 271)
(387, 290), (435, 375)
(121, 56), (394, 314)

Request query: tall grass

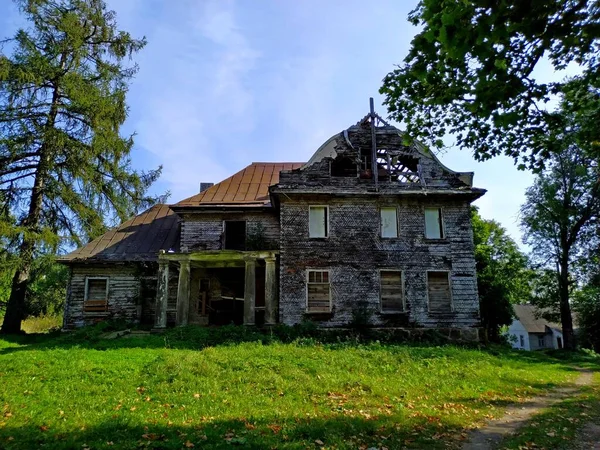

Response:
(20, 314), (62, 333)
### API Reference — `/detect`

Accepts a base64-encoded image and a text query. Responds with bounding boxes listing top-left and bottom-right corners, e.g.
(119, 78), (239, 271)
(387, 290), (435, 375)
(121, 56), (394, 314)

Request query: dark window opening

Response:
(224, 221), (246, 250)
(331, 156), (357, 177)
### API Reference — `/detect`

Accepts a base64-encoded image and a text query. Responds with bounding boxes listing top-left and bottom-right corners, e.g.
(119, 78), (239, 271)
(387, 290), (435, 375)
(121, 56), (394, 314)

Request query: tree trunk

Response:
(558, 256), (575, 350)
(0, 162), (47, 334)
(0, 72), (63, 334)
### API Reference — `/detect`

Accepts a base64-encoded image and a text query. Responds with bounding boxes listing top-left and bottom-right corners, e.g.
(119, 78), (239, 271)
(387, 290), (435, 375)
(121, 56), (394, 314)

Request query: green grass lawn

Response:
(0, 326), (595, 449)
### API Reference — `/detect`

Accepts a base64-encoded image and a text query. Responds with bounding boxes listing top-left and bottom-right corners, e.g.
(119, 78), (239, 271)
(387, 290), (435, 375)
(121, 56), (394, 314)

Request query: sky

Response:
(0, 0), (558, 245)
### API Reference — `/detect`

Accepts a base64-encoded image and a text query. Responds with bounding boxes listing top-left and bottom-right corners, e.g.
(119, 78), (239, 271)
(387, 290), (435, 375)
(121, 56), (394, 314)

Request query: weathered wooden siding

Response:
(278, 196), (479, 328)
(179, 212), (280, 252)
(64, 264), (142, 329)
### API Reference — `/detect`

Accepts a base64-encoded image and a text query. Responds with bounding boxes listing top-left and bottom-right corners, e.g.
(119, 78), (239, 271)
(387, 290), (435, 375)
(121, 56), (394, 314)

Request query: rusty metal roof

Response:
(59, 204), (179, 263)
(174, 162), (304, 208)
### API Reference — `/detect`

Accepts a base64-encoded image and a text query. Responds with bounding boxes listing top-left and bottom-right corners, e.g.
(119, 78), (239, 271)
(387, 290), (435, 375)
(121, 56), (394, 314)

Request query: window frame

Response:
(519, 335), (525, 348)
(424, 207), (445, 240)
(305, 269), (332, 313)
(380, 206), (399, 239)
(379, 269), (405, 313)
(84, 276), (109, 314)
(308, 205), (329, 238)
(425, 270), (453, 313)
(538, 336), (545, 348)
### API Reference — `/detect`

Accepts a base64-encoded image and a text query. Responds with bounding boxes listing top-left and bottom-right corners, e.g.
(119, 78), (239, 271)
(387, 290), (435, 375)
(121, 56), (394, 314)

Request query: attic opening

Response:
(376, 151), (420, 183)
(331, 156), (357, 177)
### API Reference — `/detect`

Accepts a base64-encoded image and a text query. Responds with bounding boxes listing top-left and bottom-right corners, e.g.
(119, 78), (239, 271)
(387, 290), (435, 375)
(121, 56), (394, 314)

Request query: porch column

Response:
(264, 257), (277, 325)
(154, 259), (169, 329)
(244, 259), (256, 325)
(176, 259), (191, 326)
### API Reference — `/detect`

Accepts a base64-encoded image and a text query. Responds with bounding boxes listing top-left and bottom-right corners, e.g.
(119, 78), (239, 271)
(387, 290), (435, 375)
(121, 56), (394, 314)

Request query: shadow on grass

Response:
(0, 413), (469, 450)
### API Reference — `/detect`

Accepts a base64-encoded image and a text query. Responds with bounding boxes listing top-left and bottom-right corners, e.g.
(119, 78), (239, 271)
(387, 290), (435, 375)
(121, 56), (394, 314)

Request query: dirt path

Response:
(462, 369), (594, 450)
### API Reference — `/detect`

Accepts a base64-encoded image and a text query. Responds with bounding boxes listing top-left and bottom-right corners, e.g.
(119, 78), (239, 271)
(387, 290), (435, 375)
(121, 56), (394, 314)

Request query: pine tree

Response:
(0, 0), (161, 333)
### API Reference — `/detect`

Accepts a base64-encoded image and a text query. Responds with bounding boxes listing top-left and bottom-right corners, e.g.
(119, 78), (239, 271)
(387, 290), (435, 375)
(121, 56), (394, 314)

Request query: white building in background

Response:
(507, 304), (565, 351)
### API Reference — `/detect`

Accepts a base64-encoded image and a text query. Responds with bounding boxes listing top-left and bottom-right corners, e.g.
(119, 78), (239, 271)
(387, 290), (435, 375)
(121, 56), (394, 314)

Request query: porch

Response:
(153, 250), (279, 328)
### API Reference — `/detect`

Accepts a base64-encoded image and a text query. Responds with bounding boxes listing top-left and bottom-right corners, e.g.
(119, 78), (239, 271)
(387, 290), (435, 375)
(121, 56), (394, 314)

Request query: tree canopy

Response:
(0, 0), (161, 333)
(471, 207), (530, 342)
(380, 0), (600, 169)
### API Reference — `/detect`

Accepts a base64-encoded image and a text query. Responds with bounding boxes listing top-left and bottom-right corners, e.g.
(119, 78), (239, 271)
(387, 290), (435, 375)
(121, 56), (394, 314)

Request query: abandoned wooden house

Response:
(60, 103), (486, 339)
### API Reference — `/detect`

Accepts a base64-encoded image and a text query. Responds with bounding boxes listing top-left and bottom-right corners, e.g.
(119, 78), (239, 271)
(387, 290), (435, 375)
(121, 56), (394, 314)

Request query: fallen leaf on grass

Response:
(184, 440), (195, 448)
(315, 439), (324, 445)
(40, 425), (49, 432)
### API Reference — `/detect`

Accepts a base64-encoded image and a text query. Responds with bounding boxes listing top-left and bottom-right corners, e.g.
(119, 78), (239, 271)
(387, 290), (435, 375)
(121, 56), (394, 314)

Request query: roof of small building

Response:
(59, 204), (180, 263)
(513, 304), (562, 333)
(173, 162), (304, 208)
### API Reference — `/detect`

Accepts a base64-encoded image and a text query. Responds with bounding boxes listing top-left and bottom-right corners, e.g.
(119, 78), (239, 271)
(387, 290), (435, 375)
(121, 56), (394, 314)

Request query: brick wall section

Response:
(278, 196), (479, 328)
(180, 212), (280, 251)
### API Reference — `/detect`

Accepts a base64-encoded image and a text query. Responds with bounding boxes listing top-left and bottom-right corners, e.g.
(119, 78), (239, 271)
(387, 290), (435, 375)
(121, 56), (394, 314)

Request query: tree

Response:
(520, 137), (599, 349)
(380, 0), (600, 169)
(471, 207), (530, 342)
(0, 0), (161, 334)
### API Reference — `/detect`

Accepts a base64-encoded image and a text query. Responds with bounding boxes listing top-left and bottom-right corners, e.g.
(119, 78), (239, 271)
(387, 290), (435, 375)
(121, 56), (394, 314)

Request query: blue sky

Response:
(1, 0), (557, 245)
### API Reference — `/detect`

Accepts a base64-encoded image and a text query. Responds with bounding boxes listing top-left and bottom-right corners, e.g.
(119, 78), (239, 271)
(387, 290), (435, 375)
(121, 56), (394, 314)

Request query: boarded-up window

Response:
(380, 207), (398, 238)
(307, 270), (331, 312)
(427, 272), (452, 313)
(84, 278), (108, 313)
(425, 208), (444, 239)
(309, 206), (328, 238)
(380, 270), (404, 312)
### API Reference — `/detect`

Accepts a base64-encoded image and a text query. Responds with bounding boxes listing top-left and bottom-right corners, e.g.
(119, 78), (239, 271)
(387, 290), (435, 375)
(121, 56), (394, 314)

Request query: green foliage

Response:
(574, 285), (600, 352)
(380, 0), (600, 169)
(0, 332), (589, 449)
(0, 0), (163, 332)
(471, 207), (530, 341)
(520, 119), (600, 348)
(0, 254), (67, 317)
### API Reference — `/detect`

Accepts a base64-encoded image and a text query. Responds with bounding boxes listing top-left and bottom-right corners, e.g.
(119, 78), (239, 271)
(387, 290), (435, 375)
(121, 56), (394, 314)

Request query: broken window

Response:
(376, 152), (420, 183)
(380, 270), (404, 312)
(427, 271), (452, 313)
(331, 156), (357, 177)
(309, 206), (328, 238)
(307, 270), (331, 313)
(424, 207), (444, 239)
(380, 207), (398, 238)
(224, 221), (246, 250)
(84, 277), (109, 313)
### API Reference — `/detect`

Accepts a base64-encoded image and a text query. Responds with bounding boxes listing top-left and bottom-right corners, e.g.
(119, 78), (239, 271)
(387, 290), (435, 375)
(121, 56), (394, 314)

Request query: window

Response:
(538, 337), (545, 348)
(224, 221), (246, 250)
(309, 206), (328, 238)
(427, 271), (452, 313)
(424, 207), (444, 239)
(380, 207), (398, 238)
(380, 270), (404, 312)
(307, 270), (331, 312)
(519, 335), (525, 347)
(84, 277), (109, 313)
